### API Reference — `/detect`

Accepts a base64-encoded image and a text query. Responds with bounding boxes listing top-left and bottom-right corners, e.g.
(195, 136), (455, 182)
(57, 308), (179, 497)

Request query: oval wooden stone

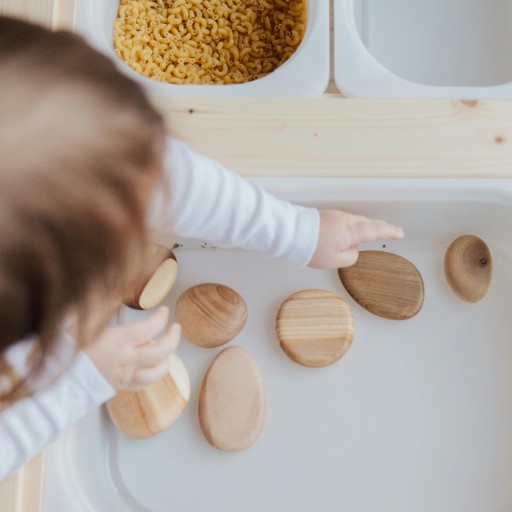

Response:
(106, 353), (190, 439)
(175, 283), (248, 348)
(276, 289), (354, 367)
(444, 235), (492, 303)
(338, 250), (424, 320)
(125, 245), (178, 310)
(199, 346), (267, 451)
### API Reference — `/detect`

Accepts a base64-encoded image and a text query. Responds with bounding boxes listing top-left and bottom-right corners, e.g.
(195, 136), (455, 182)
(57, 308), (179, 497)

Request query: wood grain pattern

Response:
(0, 0), (75, 29)
(176, 283), (248, 348)
(154, 96), (512, 178)
(276, 289), (354, 367)
(444, 235), (492, 303)
(0, 453), (45, 512)
(0, 0), (54, 26)
(199, 346), (266, 451)
(51, 0), (76, 30)
(106, 354), (190, 439)
(338, 251), (424, 320)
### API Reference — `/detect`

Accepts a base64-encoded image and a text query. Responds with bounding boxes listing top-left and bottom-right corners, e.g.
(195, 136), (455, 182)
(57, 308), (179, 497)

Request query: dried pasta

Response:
(113, 0), (307, 85)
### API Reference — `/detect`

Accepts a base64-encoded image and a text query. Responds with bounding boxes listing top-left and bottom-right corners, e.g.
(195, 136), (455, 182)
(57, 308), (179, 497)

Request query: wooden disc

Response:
(276, 289), (354, 368)
(338, 250), (424, 320)
(199, 346), (267, 451)
(175, 283), (248, 348)
(125, 245), (178, 310)
(106, 353), (190, 439)
(444, 235), (492, 302)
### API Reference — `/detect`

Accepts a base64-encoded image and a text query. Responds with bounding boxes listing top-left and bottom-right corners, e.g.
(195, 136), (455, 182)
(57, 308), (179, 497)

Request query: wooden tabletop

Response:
(1, 0), (512, 510)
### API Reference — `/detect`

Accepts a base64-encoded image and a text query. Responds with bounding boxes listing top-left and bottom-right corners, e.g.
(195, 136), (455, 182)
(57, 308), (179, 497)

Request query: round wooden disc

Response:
(276, 289), (354, 368)
(338, 250), (424, 320)
(175, 283), (248, 348)
(125, 245), (178, 310)
(199, 346), (267, 451)
(444, 235), (492, 303)
(106, 353), (190, 439)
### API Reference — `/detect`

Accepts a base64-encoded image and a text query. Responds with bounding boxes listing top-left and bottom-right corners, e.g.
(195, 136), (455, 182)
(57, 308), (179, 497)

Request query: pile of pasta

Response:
(113, 0), (307, 85)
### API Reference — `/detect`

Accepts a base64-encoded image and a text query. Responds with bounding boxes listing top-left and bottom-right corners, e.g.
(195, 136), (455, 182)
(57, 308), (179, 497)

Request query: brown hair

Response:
(0, 16), (166, 400)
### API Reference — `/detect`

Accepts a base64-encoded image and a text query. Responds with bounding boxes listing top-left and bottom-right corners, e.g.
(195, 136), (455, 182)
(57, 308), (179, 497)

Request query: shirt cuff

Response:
(286, 206), (321, 267)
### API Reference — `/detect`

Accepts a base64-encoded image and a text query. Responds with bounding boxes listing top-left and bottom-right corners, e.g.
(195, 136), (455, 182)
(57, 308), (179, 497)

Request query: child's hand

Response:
(308, 209), (405, 269)
(83, 307), (181, 391)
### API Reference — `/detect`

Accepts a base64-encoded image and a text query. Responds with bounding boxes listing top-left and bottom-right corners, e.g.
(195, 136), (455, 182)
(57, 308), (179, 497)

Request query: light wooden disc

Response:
(106, 353), (190, 439)
(199, 346), (267, 451)
(338, 250), (424, 320)
(175, 283), (248, 348)
(139, 258), (178, 309)
(126, 245), (178, 310)
(444, 235), (492, 303)
(276, 289), (354, 368)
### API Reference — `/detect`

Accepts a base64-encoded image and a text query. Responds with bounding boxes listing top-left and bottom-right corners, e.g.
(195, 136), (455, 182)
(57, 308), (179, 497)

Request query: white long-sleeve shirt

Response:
(0, 138), (320, 479)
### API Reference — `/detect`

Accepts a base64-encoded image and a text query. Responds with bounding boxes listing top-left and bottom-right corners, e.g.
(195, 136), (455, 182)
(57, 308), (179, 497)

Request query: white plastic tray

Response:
(335, 0), (512, 98)
(74, 0), (329, 97)
(44, 178), (512, 512)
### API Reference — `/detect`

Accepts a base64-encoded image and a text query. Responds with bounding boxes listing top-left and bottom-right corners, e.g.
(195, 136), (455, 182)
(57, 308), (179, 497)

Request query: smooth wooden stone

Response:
(444, 235), (492, 303)
(125, 245), (178, 310)
(106, 353), (190, 439)
(338, 250), (424, 320)
(199, 346), (267, 451)
(276, 289), (354, 368)
(175, 283), (248, 348)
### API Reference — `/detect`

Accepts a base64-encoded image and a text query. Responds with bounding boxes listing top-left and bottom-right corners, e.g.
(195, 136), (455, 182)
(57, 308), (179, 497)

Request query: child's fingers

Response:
(126, 306), (170, 342)
(353, 219), (404, 244)
(336, 247), (359, 268)
(135, 323), (181, 367)
(164, 322), (181, 353)
(132, 359), (169, 387)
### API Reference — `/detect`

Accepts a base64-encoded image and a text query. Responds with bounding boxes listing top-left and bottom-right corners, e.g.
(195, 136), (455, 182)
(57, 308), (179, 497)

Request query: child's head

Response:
(0, 16), (165, 390)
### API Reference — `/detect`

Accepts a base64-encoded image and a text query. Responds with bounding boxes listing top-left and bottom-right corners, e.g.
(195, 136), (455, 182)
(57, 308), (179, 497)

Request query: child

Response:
(0, 16), (403, 479)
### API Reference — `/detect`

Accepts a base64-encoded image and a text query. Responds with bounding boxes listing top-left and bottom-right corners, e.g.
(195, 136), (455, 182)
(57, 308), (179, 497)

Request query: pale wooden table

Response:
(1, 0), (512, 510)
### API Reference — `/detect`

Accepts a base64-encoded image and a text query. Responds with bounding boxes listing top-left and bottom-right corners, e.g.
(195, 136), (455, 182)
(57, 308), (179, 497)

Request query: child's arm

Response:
(0, 308), (179, 479)
(0, 336), (114, 479)
(148, 138), (403, 268)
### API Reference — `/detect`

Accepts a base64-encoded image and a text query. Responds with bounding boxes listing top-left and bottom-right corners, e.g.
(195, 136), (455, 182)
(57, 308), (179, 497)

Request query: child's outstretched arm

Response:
(149, 138), (403, 268)
(0, 308), (179, 479)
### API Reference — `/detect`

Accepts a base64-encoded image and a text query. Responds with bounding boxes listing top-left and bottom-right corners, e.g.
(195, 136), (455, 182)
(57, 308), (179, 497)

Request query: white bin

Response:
(335, 0), (512, 98)
(43, 178), (512, 512)
(75, 0), (329, 97)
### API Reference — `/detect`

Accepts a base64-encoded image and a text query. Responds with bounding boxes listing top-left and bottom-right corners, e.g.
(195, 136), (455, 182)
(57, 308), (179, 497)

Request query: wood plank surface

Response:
(0, 454), (45, 512)
(0, 0), (54, 25)
(157, 96), (512, 177)
(0, 0), (75, 29)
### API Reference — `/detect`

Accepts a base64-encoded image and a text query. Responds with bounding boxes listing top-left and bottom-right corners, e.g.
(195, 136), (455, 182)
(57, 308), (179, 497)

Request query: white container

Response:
(74, 0), (329, 97)
(335, 0), (512, 98)
(44, 178), (512, 512)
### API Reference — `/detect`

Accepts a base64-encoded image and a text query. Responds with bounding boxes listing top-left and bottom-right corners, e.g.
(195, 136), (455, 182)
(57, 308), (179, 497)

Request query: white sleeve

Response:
(148, 138), (320, 267)
(0, 336), (114, 479)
